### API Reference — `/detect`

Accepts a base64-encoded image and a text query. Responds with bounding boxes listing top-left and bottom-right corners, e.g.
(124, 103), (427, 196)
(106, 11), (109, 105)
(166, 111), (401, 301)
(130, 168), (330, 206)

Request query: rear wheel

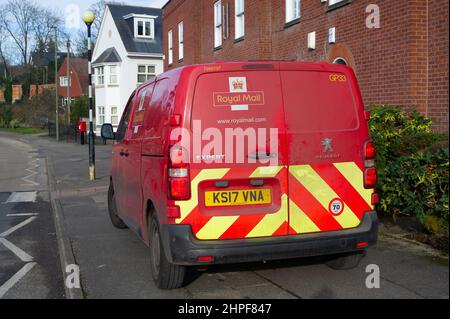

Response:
(107, 183), (127, 229)
(325, 251), (365, 270)
(149, 215), (186, 289)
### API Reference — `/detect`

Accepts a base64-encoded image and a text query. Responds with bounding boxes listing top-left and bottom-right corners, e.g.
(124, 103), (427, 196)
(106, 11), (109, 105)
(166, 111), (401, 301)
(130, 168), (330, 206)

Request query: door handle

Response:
(247, 152), (278, 160)
(120, 151), (129, 157)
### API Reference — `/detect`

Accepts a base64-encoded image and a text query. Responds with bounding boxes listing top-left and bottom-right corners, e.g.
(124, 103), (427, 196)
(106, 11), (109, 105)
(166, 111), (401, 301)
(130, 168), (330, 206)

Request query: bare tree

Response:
(0, 11), (11, 77)
(33, 7), (63, 52)
(0, 0), (63, 66)
(0, 0), (38, 65)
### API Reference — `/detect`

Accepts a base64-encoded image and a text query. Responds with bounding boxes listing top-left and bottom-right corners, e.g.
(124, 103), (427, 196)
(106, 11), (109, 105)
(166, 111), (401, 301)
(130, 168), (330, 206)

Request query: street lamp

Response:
(82, 10), (96, 181)
(54, 27), (59, 141)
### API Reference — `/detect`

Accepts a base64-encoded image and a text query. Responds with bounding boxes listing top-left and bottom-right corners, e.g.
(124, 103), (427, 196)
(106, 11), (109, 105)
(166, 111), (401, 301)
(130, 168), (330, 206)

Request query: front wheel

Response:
(107, 183), (127, 229)
(325, 251), (365, 270)
(149, 216), (186, 289)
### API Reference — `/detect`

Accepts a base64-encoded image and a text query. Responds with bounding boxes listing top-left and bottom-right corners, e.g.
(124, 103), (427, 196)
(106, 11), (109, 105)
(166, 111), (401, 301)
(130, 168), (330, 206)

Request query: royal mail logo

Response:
(212, 77), (265, 111)
(232, 79), (244, 90)
(214, 92), (265, 107)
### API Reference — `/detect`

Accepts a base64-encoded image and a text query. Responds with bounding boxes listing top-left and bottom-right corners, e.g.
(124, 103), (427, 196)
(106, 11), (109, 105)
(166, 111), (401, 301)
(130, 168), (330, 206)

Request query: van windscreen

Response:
(281, 71), (360, 133)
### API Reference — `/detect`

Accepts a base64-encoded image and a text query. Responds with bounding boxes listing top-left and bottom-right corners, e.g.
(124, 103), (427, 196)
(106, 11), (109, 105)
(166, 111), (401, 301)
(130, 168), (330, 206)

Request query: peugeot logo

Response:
(321, 138), (334, 153)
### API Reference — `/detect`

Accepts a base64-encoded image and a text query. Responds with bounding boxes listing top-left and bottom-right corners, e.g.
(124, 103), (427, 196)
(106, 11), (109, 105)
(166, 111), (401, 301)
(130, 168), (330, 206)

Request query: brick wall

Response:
(163, 0), (449, 131)
(428, 0), (449, 132)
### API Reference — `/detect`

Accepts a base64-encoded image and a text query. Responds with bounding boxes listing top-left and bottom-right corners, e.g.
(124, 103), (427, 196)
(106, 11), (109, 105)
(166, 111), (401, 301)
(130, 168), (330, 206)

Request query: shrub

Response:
(369, 105), (449, 237)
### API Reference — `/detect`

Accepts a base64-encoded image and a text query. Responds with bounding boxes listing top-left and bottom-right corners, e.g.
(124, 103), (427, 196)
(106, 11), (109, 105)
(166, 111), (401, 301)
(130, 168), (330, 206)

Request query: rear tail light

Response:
(364, 141), (375, 159)
(363, 141), (377, 189)
(197, 256), (214, 262)
(371, 193), (379, 205)
(357, 241), (368, 248)
(364, 168), (377, 189)
(168, 146), (190, 200)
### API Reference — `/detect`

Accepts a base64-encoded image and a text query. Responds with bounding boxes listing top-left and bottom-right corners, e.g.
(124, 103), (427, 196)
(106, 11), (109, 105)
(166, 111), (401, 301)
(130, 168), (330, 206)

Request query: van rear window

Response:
(281, 71), (360, 133)
(192, 71), (284, 130)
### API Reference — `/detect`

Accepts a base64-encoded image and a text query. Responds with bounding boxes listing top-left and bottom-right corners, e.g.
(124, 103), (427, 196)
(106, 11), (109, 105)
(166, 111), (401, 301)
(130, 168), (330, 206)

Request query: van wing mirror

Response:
(101, 123), (115, 140)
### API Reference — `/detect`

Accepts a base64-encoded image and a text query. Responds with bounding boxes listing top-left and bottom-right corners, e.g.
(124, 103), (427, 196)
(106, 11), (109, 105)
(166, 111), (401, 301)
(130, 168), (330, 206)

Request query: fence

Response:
(47, 121), (106, 144)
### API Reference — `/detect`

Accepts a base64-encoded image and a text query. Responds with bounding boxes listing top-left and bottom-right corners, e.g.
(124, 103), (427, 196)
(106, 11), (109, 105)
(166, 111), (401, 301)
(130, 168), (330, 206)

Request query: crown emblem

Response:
(232, 80), (244, 90)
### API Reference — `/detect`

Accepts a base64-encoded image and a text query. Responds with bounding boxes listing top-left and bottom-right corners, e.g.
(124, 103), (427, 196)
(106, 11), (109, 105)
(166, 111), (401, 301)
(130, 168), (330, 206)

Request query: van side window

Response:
(116, 95), (135, 141)
(144, 79), (172, 140)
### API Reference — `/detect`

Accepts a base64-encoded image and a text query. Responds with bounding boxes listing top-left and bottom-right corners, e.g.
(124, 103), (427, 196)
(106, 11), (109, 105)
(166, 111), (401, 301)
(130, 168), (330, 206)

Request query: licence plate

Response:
(205, 189), (271, 207)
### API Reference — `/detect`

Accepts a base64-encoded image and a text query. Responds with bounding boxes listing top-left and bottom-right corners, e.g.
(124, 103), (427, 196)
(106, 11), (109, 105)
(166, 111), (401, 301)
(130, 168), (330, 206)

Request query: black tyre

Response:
(325, 251), (365, 270)
(149, 215), (186, 289)
(107, 183), (127, 229)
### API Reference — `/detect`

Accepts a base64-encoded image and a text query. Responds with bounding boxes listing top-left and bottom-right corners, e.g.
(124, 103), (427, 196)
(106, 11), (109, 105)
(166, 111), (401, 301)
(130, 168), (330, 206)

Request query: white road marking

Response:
(0, 262), (37, 298)
(3, 191), (37, 203)
(21, 158), (40, 186)
(0, 216), (37, 237)
(6, 213), (39, 217)
(0, 238), (33, 262)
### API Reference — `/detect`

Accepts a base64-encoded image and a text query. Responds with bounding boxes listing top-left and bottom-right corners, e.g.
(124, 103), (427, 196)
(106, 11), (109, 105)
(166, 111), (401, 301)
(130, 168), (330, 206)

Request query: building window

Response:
(59, 76), (70, 87)
(137, 65), (156, 84)
(223, 2), (230, 39)
(329, 0), (344, 5)
(135, 18), (154, 38)
(96, 67), (104, 86)
(97, 106), (105, 125)
(178, 22), (184, 61)
(214, 1), (223, 48)
(308, 31), (316, 50)
(333, 57), (348, 65)
(328, 27), (336, 44)
(286, 0), (301, 23)
(235, 0), (244, 39)
(168, 30), (173, 65)
(111, 107), (118, 126)
(109, 65), (118, 85)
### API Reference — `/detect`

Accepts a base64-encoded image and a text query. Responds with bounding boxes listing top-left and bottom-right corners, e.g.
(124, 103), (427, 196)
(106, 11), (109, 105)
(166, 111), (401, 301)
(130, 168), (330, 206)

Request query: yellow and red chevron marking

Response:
(289, 162), (373, 235)
(175, 162), (373, 240)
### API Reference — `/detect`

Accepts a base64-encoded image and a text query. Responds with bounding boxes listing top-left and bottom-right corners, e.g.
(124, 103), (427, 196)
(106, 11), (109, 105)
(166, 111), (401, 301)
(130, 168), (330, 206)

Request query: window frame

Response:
(97, 106), (105, 126)
(168, 29), (173, 65)
(285, 0), (301, 23)
(178, 22), (184, 62)
(96, 66), (104, 86)
(111, 106), (119, 126)
(108, 65), (119, 86)
(214, 0), (223, 49)
(137, 65), (156, 85)
(235, 0), (245, 40)
(135, 18), (155, 39)
(59, 76), (70, 87)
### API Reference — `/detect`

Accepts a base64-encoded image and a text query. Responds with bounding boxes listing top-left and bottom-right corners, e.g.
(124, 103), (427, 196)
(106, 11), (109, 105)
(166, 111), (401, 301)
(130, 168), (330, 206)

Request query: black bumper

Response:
(160, 211), (378, 266)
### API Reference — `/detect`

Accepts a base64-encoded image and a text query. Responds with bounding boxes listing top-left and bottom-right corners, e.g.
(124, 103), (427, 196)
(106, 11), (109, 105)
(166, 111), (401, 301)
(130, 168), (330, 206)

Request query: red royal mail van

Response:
(101, 61), (378, 289)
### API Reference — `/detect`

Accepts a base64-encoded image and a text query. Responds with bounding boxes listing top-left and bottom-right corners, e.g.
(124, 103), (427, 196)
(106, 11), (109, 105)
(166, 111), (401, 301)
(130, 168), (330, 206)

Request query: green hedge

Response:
(369, 105), (449, 236)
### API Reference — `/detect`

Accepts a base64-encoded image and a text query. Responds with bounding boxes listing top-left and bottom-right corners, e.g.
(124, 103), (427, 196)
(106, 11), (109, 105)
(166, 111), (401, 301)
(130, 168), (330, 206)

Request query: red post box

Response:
(78, 121), (87, 145)
(78, 121), (87, 133)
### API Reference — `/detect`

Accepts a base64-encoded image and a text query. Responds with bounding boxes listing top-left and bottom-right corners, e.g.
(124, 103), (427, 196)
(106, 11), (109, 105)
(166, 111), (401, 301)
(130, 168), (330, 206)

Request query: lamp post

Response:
(67, 39), (71, 128)
(82, 10), (96, 181)
(54, 27), (59, 141)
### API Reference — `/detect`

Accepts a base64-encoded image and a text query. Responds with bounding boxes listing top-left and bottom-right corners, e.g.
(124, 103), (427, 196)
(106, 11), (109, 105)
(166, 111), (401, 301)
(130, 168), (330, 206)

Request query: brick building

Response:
(162, 0), (449, 131)
(57, 57), (89, 106)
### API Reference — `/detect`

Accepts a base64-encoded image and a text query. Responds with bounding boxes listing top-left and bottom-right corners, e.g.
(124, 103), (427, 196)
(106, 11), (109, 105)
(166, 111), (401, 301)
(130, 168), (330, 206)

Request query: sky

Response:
(0, 0), (169, 30)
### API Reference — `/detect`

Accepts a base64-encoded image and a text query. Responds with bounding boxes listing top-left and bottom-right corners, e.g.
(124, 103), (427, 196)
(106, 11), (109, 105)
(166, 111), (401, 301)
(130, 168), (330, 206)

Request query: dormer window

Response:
(136, 18), (154, 38)
(124, 14), (157, 39)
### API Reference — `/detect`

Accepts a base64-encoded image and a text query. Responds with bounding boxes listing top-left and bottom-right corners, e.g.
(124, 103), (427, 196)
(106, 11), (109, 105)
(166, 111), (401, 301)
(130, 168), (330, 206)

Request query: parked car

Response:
(101, 61), (378, 289)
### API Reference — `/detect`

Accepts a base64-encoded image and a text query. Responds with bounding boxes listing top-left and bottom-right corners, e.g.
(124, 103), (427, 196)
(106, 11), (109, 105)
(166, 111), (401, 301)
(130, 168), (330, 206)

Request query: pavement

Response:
(0, 131), (448, 299)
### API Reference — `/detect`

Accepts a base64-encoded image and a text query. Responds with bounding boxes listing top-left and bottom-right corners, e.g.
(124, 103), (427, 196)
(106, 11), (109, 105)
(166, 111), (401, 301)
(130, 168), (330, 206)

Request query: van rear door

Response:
(280, 66), (374, 235)
(176, 66), (289, 240)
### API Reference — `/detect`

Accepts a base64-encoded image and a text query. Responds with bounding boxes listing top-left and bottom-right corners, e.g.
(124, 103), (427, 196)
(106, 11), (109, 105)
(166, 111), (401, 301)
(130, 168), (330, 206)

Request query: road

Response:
(0, 133), (63, 298)
(0, 131), (448, 299)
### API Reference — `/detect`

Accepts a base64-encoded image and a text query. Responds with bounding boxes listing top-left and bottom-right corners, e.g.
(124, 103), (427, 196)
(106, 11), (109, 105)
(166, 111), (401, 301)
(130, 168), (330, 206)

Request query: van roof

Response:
(137, 61), (354, 90)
